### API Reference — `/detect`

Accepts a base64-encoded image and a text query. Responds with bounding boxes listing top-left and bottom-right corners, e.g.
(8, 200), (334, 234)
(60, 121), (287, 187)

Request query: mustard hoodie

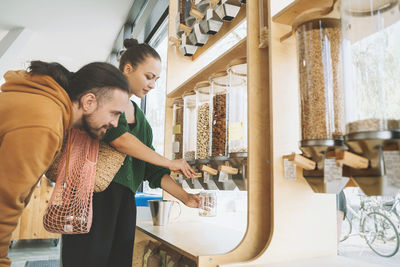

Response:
(0, 70), (72, 267)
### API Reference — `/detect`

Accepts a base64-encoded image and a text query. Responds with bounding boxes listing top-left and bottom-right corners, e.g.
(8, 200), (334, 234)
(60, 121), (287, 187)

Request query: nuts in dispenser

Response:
(212, 93), (227, 157)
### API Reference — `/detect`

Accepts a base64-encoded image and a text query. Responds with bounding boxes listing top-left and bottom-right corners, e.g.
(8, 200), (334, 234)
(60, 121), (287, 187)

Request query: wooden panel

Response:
(272, 0), (334, 26)
(167, 38), (246, 98)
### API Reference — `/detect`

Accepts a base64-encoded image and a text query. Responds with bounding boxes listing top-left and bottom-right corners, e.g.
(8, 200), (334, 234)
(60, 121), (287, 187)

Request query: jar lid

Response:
(209, 71), (228, 86)
(344, 0), (397, 16)
(172, 97), (184, 105)
(194, 81), (210, 89)
(182, 90), (196, 97)
(294, 18), (340, 32)
(227, 57), (247, 77)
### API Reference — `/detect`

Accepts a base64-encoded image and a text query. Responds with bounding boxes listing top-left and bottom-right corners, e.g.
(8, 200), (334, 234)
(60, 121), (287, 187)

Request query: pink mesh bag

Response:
(43, 129), (99, 234)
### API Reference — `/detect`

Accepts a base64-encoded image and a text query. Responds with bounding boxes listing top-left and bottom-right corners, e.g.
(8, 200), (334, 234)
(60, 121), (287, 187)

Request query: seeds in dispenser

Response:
(196, 103), (210, 159)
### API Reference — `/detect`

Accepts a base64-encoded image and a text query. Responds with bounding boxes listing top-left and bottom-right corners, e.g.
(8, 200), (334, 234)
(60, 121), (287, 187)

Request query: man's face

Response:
(82, 89), (128, 139)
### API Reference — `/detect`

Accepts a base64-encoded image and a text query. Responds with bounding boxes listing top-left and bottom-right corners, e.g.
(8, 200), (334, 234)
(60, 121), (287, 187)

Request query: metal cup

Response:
(148, 200), (181, 226)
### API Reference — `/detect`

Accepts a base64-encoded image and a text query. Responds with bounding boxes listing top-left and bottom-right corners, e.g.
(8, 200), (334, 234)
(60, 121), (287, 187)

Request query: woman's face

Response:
(123, 56), (161, 98)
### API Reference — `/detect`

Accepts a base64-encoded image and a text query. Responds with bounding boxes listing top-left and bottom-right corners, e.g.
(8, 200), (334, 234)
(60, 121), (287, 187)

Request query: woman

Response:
(61, 39), (200, 267)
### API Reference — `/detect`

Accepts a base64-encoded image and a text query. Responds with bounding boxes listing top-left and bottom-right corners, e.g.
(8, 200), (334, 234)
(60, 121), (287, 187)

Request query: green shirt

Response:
(102, 101), (170, 194)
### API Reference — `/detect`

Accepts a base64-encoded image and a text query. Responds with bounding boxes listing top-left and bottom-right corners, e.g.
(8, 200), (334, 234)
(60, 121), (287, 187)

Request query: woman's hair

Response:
(28, 61), (129, 103)
(119, 38), (161, 71)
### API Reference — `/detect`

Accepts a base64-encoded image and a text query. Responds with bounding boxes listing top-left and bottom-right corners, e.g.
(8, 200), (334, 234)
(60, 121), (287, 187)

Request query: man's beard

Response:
(82, 114), (107, 140)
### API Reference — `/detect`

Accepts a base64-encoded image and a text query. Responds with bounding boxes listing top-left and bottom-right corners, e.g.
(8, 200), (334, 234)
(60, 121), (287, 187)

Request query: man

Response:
(0, 61), (129, 266)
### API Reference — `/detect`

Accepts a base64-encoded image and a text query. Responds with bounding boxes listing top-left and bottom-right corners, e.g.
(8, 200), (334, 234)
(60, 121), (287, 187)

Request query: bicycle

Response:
(340, 194), (400, 257)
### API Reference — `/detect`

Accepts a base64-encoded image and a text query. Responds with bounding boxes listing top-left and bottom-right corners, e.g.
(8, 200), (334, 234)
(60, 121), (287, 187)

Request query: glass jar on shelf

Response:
(295, 18), (345, 141)
(195, 81), (211, 161)
(172, 98), (184, 160)
(209, 71), (229, 159)
(227, 57), (247, 155)
(183, 91), (197, 162)
(341, 0), (400, 134)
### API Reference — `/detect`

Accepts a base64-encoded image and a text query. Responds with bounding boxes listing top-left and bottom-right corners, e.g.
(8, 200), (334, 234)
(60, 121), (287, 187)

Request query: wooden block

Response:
(190, 8), (205, 20)
(200, 165), (218, 175)
(284, 153), (316, 171)
(218, 165), (239, 175)
(336, 151), (369, 169)
(179, 24), (192, 36)
(193, 172), (203, 178)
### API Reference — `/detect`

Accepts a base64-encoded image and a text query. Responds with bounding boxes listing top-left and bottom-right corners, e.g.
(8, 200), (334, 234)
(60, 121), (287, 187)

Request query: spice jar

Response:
(296, 18), (345, 141)
(195, 82), (211, 160)
(172, 98), (184, 160)
(209, 71), (228, 158)
(183, 92), (197, 162)
(341, 0), (400, 134)
(227, 58), (247, 154)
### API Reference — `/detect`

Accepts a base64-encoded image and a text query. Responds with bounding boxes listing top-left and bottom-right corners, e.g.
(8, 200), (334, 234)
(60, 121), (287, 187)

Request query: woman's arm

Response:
(160, 174), (201, 208)
(110, 132), (196, 178)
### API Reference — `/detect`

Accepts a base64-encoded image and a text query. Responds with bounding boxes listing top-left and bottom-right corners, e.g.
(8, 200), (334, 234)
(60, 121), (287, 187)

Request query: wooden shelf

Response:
(193, 5), (246, 60)
(272, 0), (334, 26)
(167, 37), (246, 98)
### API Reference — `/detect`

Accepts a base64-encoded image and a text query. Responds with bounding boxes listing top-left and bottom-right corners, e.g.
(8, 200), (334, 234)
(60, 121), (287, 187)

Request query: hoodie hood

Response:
(1, 70), (73, 135)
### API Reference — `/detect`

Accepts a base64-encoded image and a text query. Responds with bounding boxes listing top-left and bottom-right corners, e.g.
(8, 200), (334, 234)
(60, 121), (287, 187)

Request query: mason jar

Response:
(209, 71), (229, 158)
(195, 82), (211, 160)
(227, 57), (247, 154)
(183, 92), (197, 162)
(341, 0), (400, 134)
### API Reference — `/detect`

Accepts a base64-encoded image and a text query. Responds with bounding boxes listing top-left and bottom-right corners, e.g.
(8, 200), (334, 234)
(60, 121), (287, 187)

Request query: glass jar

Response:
(227, 57), (247, 154)
(296, 18), (345, 141)
(209, 71), (229, 158)
(195, 82), (211, 160)
(199, 191), (217, 217)
(183, 92), (197, 162)
(172, 98), (184, 160)
(341, 0), (400, 134)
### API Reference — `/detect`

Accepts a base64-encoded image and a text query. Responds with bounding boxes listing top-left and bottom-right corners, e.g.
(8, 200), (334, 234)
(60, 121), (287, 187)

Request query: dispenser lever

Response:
(200, 165), (218, 175)
(218, 165), (238, 175)
(336, 151), (369, 169)
(286, 153), (316, 171)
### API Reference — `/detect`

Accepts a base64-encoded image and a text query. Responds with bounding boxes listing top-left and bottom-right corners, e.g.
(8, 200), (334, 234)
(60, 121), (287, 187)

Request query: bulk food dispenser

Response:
(291, 1), (349, 193)
(227, 57), (248, 190)
(172, 98), (184, 160)
(340, 0), (400, 196)
(183, 91), (197, 164)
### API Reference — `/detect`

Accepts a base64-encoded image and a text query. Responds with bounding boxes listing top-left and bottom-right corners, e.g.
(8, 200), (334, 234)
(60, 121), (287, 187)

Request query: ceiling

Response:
(0, 0), (135, 79)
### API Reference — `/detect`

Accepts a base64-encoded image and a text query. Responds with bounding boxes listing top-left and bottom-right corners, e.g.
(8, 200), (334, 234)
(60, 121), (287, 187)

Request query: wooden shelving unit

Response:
(167, 37), (246, 98)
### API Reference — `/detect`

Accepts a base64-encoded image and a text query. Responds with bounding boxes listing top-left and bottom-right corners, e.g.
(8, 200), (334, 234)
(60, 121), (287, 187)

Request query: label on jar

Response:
(173, 124), (181, 134)
(383, 151), (400, 188)
(229, 122), (243, 141)
(203, 172), (210, 183)
(324, 158), (343, 183)
(283, 158), (296, 180)
(172, 141), (180, 153)
(218, 171), (229, 182)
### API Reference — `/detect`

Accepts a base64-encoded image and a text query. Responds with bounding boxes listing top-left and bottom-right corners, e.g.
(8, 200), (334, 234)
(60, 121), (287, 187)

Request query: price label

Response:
(204, 172), (210, 183)
(172, 141), (180, 153)
(283, 158), (296, 180)
(218, 171), (229, 182)
(383, 151), (400, 188)
(324, 158), (343, 183)
(229, 122), (243, 141)
(173, 124), (181, 134)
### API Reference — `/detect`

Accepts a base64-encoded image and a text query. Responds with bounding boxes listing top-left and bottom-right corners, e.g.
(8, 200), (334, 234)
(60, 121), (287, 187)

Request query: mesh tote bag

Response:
(43, 129), (99, 234)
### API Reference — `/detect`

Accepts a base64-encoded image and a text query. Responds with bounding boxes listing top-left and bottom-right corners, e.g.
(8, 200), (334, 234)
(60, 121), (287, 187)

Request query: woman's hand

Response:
(168, 159), (197, 178)
(183, 193), (201, 208)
